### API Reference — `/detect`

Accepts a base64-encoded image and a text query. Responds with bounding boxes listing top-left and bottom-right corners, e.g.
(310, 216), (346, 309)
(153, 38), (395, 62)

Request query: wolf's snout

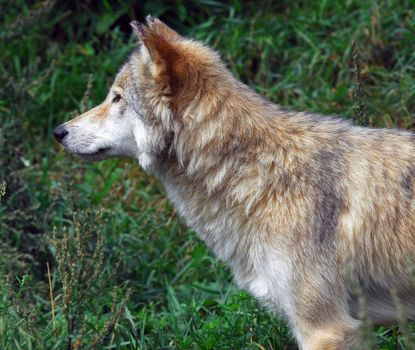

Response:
(54, 125), (68, 143)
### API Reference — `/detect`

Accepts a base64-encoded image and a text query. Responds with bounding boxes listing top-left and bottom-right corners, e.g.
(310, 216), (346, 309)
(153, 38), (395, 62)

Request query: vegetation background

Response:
(0, 0), (414, 349)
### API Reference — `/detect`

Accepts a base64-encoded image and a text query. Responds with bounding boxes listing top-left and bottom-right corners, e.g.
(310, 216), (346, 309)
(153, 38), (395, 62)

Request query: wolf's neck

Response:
(170, 77), (287, 178)
(156, 79), (304, 222)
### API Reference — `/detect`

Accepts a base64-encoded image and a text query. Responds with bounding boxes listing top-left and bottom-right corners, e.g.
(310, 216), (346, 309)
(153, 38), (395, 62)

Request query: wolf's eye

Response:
(112, 93), (121, 103)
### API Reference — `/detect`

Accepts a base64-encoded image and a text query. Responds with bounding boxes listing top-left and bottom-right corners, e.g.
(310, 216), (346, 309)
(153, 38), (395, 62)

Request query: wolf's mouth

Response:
(74, 147), (112, 161)
(91, 147), (111, 155)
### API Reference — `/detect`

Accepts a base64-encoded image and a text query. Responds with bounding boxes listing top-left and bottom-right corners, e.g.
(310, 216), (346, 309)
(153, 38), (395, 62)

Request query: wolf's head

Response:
(55, 16), (225, 171)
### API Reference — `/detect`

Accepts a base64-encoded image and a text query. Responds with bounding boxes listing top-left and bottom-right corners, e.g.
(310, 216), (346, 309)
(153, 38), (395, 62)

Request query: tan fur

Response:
(56, 17), (415, 349)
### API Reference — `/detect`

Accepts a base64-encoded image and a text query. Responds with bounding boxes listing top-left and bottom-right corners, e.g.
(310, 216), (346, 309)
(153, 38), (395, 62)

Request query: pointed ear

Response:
(145, 15), (181, 41)
(130, 18), (185, 93)
(131, 20), (179, 63)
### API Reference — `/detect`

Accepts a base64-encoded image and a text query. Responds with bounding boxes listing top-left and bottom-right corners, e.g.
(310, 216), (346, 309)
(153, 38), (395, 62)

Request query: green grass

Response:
(0, 0), (414, 349)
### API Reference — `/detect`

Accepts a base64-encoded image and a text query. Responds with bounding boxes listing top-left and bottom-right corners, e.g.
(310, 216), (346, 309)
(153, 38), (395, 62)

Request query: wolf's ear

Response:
(131, 17), (184, 92)
(145, 15), (181, 41)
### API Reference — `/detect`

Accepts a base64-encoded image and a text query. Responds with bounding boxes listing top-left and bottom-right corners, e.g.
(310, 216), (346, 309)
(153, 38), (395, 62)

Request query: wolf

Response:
(54, 16), (415, 349)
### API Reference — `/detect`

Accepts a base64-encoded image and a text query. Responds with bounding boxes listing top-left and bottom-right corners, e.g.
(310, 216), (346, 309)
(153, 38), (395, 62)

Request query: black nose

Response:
(54, 125), (68, 143)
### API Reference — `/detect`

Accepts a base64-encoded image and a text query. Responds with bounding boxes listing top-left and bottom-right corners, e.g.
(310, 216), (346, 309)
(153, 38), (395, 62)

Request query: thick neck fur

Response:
(173, 73), (278, 177)
(160, 67), (324, 214)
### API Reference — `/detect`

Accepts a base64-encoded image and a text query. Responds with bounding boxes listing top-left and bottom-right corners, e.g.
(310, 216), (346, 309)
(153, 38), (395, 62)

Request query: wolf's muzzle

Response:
(54, 125), (68, 143)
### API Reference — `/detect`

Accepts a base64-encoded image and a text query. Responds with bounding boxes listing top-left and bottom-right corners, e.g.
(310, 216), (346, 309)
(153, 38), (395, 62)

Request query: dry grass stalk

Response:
(351, 41), (368, 126)
(47, 261), (56, 334)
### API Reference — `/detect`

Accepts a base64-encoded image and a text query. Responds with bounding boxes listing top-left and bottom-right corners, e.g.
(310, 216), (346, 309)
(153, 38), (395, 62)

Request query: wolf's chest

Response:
(162, 176), (293, 315)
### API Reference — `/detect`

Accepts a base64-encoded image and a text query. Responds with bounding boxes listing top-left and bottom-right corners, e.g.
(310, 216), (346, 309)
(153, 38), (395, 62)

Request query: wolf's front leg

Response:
(298, 324), (362, 350)
(281, 272), (363, 350)
(290, 306), (362, 350)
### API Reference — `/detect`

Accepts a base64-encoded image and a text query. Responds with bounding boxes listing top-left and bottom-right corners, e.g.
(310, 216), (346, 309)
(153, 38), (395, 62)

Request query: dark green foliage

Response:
(0, 0), (414, 348)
